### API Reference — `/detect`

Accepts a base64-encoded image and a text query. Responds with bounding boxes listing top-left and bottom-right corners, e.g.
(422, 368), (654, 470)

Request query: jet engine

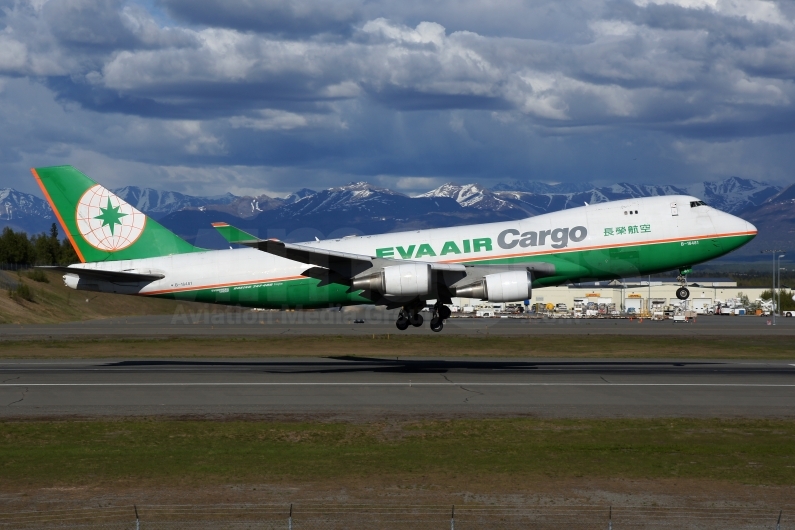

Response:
(352, 263), (432, 297)
(454, 271), (531, 302)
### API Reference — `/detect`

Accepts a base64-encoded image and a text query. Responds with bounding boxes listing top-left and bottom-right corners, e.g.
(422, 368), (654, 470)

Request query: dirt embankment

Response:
(0, 270), (205, 325)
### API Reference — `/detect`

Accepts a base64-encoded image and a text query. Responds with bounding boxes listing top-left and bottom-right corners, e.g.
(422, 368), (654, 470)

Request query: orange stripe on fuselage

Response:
(30, 168), (86, 263)
(143, 230), (756, 294)
(439, 230), (758, 264)
(142, 274), (306, 296)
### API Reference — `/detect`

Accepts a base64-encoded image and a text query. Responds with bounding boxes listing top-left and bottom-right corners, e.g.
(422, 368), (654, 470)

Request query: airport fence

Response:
(0, 504), (787, 529)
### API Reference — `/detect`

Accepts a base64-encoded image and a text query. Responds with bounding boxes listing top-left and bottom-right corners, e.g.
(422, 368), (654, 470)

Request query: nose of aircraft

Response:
(708, 208), (757, 256)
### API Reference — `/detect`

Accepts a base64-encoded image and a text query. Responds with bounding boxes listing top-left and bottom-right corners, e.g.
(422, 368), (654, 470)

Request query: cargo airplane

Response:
(32, 166), (757, 332)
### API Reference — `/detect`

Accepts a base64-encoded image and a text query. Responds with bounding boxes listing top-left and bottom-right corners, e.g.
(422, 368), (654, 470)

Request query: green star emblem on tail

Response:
(94, 198), (127, 236)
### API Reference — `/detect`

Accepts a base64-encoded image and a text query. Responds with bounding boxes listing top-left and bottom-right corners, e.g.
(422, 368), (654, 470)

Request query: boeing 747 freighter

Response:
(32, 166), (757, 332)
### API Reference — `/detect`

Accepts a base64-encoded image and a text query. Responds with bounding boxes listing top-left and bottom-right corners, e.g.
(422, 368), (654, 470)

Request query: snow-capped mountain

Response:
(113, 187), (234, 220)
(684, 177), (781, 214)
(492, 180), (596, 194)
(114, 186), (284, 220)
(418, 183), (529, 214)
(0, 188), (53, 220)
(0, 188), (55, 234)
(184, 194), (284, 219)
(730, 183), (795, 257)
(488, 178), (779, 215)
(284, 188), (317, 204)
(287, 182), (405, 216)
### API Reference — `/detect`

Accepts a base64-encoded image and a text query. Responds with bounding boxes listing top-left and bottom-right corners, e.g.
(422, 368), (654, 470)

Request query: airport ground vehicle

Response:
(33, 166), (757, 333)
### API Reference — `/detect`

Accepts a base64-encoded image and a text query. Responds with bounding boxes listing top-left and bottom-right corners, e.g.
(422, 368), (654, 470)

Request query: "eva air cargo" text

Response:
(375, 226), (587, 259)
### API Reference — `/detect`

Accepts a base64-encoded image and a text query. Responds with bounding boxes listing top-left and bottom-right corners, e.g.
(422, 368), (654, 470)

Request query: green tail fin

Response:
(32, 165), (200, 262)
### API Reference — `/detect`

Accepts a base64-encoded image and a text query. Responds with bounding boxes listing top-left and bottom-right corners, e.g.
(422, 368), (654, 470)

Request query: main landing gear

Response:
(430, 302), (452, 333)
(395, 307), (423, 331)
(395, 302), (451, 332)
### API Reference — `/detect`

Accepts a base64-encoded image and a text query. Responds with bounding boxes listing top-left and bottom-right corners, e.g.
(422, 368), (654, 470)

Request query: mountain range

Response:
(0, 177), (789, 260)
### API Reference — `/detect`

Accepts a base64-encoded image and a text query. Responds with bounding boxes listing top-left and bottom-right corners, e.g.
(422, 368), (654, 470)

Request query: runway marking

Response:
(1, 383), (795, 387)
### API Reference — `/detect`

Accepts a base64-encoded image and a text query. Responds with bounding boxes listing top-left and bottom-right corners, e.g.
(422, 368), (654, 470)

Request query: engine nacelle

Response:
(455, 271), (531, 302)
(352, 263), (432, 297)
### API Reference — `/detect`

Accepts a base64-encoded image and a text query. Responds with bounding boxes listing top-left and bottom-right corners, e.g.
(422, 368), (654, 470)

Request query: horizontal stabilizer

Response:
(211, 222), (259, 245)
(36, 266), (165, 283)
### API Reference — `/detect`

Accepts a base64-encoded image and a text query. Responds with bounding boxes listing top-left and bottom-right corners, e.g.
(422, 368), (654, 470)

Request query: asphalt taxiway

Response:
(2, 357), (793, 418)
(2, 311), (795, 338)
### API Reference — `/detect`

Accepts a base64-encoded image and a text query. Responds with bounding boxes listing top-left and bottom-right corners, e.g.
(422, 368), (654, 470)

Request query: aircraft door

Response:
(670, 202), (679, 216)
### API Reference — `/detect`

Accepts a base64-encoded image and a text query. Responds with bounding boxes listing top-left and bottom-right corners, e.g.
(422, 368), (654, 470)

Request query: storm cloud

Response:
(0, 0), (793, 196)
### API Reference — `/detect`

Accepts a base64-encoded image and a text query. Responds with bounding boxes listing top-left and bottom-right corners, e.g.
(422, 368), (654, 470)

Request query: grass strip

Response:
(1, 335), (794, 359)
(2, 418), (794, 487)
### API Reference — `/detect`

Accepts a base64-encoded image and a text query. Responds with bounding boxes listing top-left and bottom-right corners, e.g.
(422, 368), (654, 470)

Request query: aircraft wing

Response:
(211, 222), (554, 299)
(212, 222), (375, 276)
(253, 239), (377, 276)
(212, 222), (467, 277)
(36, 266), (165, 283)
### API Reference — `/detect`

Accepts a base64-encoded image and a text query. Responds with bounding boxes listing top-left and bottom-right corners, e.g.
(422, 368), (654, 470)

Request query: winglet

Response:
(212, 222), (260, 245)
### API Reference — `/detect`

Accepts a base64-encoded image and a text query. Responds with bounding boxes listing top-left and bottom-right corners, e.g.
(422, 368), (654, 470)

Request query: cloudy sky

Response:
(1, 0), (794, 197)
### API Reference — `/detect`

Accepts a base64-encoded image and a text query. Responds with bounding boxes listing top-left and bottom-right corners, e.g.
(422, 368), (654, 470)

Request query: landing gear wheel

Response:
(430, 317), (444, 332)
(396, 316), (409, 331)
(438, 305), (452, 320)
(409, 313), (424, 327)
(676, 287), (690, 300)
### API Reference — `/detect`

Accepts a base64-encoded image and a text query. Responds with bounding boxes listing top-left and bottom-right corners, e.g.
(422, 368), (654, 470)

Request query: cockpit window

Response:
(690, 200), (707, 208)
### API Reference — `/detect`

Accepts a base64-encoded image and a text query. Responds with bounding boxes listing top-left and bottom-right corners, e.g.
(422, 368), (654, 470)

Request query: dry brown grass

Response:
(0, 270), (205, 325)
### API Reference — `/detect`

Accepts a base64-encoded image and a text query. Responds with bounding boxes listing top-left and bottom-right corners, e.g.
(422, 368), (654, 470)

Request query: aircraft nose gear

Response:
(675, 272), (690, 300)
(676, 286), (690, 300)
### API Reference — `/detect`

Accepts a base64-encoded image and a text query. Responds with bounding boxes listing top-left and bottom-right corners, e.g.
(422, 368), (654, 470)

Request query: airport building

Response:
(451, 278), (771, 315)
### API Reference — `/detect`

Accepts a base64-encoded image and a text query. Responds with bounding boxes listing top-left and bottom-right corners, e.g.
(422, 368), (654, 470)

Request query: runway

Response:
(2, 311), (795, 338)
(2, 357), (794, 418)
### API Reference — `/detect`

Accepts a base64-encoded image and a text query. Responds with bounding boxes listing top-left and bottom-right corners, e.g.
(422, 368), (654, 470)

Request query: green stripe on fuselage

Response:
(465, 234), (754, 288)
(151, 277), (371, 309)
(144, 234), (754, 308)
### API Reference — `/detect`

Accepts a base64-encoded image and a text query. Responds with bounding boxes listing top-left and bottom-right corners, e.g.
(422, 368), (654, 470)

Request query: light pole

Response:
(778, 256), (785, 316)
(761, 250), (784, 325)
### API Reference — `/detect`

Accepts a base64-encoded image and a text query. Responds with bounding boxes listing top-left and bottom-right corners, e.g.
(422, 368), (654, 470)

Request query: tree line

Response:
(0, 224), (79, 267)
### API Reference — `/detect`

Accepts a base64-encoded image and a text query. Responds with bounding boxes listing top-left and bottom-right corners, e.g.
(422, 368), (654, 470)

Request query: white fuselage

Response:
(66, 195), (756, 301)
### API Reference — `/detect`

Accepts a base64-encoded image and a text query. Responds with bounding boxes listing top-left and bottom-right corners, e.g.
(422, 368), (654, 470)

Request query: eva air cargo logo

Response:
(75, 185), (146, 251)
(376, 226), (588, 259)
